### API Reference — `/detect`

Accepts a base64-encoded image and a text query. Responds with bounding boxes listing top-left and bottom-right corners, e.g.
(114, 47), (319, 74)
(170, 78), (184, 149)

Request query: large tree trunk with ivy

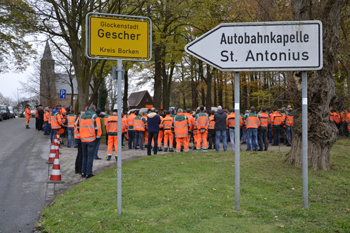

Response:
(284, 0), (345, 170)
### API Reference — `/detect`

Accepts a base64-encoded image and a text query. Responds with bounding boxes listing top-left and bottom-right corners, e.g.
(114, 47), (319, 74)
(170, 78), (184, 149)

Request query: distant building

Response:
(127, 91), (153, 109)
(40, 42), (78, 107)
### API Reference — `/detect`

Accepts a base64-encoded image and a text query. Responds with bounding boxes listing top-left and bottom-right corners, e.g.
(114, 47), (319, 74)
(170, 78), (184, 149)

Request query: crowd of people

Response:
(24, 103), (350, 178)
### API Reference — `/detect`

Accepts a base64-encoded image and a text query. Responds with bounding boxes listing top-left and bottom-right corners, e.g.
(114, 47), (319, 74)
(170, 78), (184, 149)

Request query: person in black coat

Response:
(214, 106), (227, 151)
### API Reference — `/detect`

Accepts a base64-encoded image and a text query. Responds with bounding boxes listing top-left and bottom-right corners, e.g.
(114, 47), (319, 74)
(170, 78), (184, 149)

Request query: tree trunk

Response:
(153, 44), (162, 110)
(206, 65), (213, 112)
(284, 0), (344, 170)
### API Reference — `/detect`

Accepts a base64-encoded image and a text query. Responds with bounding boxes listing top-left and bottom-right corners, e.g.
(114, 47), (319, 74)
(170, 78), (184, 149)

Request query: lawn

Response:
(37, 139), (350, 232)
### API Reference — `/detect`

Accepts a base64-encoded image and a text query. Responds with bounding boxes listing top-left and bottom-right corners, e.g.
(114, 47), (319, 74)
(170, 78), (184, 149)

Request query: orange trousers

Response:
(196, 131), (208, 150)
(107, 135), (118, 156)
(193, 130), (199, 148)
(175, 136), (189, 152)
(152, 130), (163, 147)
(163, 130), (173, 148)
(25, 117), (30, 126)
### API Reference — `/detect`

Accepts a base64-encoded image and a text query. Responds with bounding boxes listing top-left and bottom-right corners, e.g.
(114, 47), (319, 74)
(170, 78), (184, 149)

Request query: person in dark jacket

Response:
(214, 106), (227, 151)
(37, 105), (44, 132)
(147, 108), (161, 156)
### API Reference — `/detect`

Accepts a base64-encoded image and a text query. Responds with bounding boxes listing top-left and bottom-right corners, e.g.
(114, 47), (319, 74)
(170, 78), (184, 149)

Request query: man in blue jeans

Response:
(244, 106), (260, 151)
(214, 106), (227, 151)
(66, 110), (77, 148)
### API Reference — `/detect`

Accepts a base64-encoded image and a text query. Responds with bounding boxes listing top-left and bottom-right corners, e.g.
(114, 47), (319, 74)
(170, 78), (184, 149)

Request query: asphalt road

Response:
(0, 117), (49, 233)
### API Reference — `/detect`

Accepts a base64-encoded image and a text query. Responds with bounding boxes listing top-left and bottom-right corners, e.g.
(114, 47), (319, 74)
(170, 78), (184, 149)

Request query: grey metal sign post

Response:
(185, 21), (322, 210)
(86, 12), (152, 215)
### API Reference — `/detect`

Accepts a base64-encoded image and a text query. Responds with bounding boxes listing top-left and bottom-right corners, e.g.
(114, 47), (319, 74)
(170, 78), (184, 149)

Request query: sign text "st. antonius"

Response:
(87, 13), (151, 61)
(185, 21), (322, 71)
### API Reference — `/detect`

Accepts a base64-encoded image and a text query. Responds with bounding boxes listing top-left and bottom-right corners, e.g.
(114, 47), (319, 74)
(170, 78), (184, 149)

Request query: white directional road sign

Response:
(185, 21), (322, 71)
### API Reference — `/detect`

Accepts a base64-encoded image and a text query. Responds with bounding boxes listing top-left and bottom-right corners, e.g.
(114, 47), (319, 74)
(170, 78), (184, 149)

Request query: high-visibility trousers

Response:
(107, 135), (118, 156)
(175, 136), (189, 152)
(196, 131), (208, 150)
(193, 130), (199, 147)
(158, 130), (163, 147)
(25, 116), (30, 125)
(143, 131), (148, 145)
(163, 130), (173, 149)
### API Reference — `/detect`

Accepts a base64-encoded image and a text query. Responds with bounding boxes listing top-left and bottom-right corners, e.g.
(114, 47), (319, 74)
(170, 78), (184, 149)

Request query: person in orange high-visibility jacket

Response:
(78, 106), (102, 178)
(284, 105), (294, 147)
(34, 106), (39, 130)
(121, 113), (127, 146)
(173, 109), (191, 153)
(244, 106), (260, 151)
(161, 111), (174, 152)
(25, 104), (32, 129)
(227, 108), (243, 151)
(43, 107), (51, 135)
(74, 112), (83, 174)
(340, 109), (349, 136)
(104, 111), (110, 145)
(184, 109), (193, 149)
(58, 111), (67, 145)
(208, 111), (216, 149)
(127, 110), (136, 149)
(156, 111), (164, 151)
(334, 110), (341, 130)
(133, 110), (147, 150)
(194, 105), (210, 152)
(191, 109), (200, 151)
(50, 106), (62, 143)
(270, 108), (283, 146)
(106, 109), (119, 161)
(66, 110), (77, 148)
(142, 113), (148, 147)
(345, 110), (350, 132)
(258, 106), (270, 151)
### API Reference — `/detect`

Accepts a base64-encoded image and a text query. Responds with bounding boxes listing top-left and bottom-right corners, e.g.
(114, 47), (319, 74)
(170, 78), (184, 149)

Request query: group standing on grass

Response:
(27, 101), (350, 179)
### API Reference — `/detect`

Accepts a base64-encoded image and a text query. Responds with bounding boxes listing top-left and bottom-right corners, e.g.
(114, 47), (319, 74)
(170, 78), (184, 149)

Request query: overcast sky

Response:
(0, 68), (33, 99)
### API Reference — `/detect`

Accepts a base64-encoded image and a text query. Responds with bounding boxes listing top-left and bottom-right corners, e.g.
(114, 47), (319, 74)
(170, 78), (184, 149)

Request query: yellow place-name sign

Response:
(87, 14), (151, 61)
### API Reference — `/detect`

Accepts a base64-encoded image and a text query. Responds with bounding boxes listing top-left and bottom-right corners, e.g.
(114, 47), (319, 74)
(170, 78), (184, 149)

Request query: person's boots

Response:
(169, 148), (174, 152)
(164, 148), (168, 152)
(107, 155), (111, 161)
(115, 156), (118, 161)
(26, 125), (29, 129)
(158, 146), (163, 151)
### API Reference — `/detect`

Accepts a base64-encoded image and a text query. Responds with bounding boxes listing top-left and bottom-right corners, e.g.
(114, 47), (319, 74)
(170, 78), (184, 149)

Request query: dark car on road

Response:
(8, 106), (15, 118)
(0, 105), (10, 120)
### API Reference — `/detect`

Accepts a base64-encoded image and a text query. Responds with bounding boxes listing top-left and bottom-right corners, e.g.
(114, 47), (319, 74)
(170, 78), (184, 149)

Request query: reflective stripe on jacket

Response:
(245, 115), (259, 129)
(173, 113), (189, 137)
(67, 114), (76, 128)
(79, 111), (102, 142)
(258, 112), (269, 128)
(195, 112), (209, 130)
(271, 111), (282, 126)
(161, 115), (173, 130)
(50, 113), (62, 129)
(209, 115), (215, 130)
(107, 115), (119, 136)
(227, 112), (243, 128)
(133, 115), (146, 131)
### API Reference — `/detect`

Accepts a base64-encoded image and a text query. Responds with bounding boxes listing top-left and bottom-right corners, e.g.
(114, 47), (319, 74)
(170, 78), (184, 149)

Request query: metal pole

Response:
(234, 72), (240, 211)
(302, 71), (308, 209)
(116, 60), (123, 215)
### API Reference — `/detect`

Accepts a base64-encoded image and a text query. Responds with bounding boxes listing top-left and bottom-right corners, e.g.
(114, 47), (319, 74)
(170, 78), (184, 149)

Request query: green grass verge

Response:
(38, 139), (350, 232)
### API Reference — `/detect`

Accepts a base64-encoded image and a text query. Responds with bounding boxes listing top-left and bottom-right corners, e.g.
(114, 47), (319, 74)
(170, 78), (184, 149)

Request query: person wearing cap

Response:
(25, 104), (32, 129)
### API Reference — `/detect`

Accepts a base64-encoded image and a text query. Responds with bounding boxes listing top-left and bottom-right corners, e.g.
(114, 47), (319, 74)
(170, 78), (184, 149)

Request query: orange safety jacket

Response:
(106, 115), (119, 136)
(208, 115), (215, 130)
(74, 118), (80, 140)
(334, 112), (341, 124)
(330, 112), (335, 122)
(67, 114), (76, 128)
(341, 110), (348, 122)
(44, 111), (50, 122)
(161, 115), (173, 130)
(195, 112), (210, 130)
(127, 113), (136, 130)
(34, 109), (38, 118)
(285, 115), (293, 127)
(78, 111), (102, 142)
(271, 111), (283, 126)
(346, 112), (350, 123)
(133, 116), (146, 131)
(227, 112), (243, 128)
(173, 113), (190, 137)
(50, 112), (62, 129)
(258, 112), (270, 128)
(25, 107), (31, 118)
(245, 114), (259, 129)
(189, 115), (196, 131)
